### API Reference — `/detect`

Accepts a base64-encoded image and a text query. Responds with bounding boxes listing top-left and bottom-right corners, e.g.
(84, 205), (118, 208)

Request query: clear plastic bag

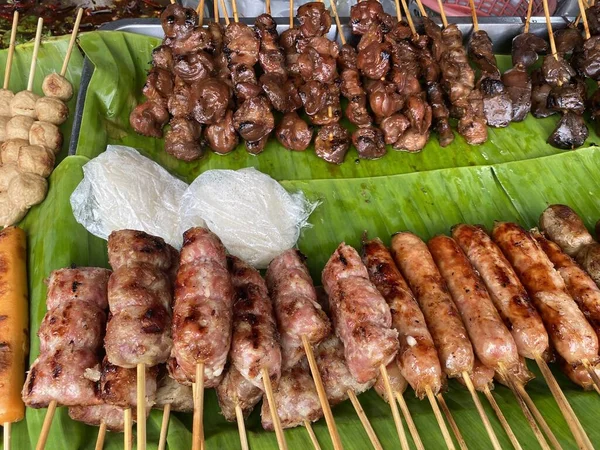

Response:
(70, 145), (187, 248)
(180, 168), (318, 268)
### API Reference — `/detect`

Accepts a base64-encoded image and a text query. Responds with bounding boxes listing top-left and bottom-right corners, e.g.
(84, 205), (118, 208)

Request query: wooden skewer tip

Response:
(158, 404), (172, 450)
(263, 367), (289, 450)
(380, 365), (410, 450)
(192, 362), (205, 450)
(347, 390), (383, 450)
(461, 372), (502, 450)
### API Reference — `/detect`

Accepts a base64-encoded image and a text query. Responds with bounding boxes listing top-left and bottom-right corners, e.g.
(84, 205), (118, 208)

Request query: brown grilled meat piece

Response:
(191, 78), (231, 125)
(547, 83), (586, 115)
(168, 81), (193, 118)
(299, 80), (328, 116)
(130, 101), (169, 138)
(298, 47), (338, 84)
(314, 123), (350, 164)
(501, 66), (532, 122)
(542, 55), (576, 87)
(232, 96), (275, 144)
(100, 358), (158, 409)
(216, 365), (262, 422)
(380, 113), (410, 145)
(426, 82), (454, 146)
(357, 41), (392, 80)
(352, 126), (386, 160)
(152, 45), (173, 71)
(205, 110), (239, 155)
(511, 33), (548, 68)
(530, 68), (555, 119)
(161, 4), (197, 40)
(346, 97), (372, 127)
(224, 22), (260, 67)
(547, 111), (588, 149)
(69, 404), (130, 432)
(555, 28), (585, 57)
(276, 111), (313, 152)
(172, 51), (215, 84)
(171, 27), (214, 56)
(350, 0), (384, 36)
(297, 2), (332, 38)
(142, 68), (173, 106)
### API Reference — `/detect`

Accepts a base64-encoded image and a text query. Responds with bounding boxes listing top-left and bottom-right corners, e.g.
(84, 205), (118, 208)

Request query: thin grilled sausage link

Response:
(452, 224), (549, 360)
(390, 232), (474, 378)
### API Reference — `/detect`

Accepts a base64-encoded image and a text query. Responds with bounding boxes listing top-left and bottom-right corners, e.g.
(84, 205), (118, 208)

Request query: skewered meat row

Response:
(170, 227), (234, 387)
(266, 249), (331, 371)
(322, 243), (398, 383)
(22, 268), (111, 408)
(362, 238), (444, 398)
(228, 255), (282, 389)
(105, 230), (174, 369)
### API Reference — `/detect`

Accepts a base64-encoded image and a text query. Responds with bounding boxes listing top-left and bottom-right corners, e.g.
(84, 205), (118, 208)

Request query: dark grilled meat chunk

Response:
(531, 68), (555, 118)
(165, 118), (203, 162)
(143, 68), (173, 106)
(152, 45), (174, 71)
(542, 55), (576, 87)
(350, 0), (384, 36)
(555, 28), (585, 57)
(224, 22), (261, 67)
(548, 111), (589, 149)
(581, 35), (600, 80)
(357, 42), (391, 80)
(547, 84), (586, 115)
(380, 113), (410, 145)
(393, 128), (429, 152)
(69, 404), (129, 432)
(256, 14), (287, 78)
(299, 80), (328, 116)
(168, 81), (193, 118)
(191, 78), (231, 125)
(130, 101), (169, 138)
(245, 135), (269, 155)
(512, 33), (548, 68)
(404, 95), (432, 135)
(346, 96), (372, 127)
(480, 78), (512, 128)
(276, 111), (313, 151)
(315, 123), (350, 164)
(161, 4), (197, 40)
(298, 47), (338, 84)
(205, 110), (239, 155)
(426, 82), (454, 147)
(100, 358), (158, 409)
(422, 17), (445, 62)
(173, 51), (215, 84)
(171, 27), (214, 56)
(352, 126), (386, 160)
(232, 96), (275, 143)
(501, 67), (532, 122)
(368, 81), (404, 119)
(297, 2), (332, 38)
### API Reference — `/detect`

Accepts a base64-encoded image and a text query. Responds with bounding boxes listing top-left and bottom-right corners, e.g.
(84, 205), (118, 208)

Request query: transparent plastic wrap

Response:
(180, 168), (318, 268)
(70, 145), (187, 248)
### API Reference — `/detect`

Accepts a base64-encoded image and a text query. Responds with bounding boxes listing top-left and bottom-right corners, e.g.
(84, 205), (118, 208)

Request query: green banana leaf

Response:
(75, 30), (600, 182)
(14, 148), (600, 449)
(0, 34), (84, 163)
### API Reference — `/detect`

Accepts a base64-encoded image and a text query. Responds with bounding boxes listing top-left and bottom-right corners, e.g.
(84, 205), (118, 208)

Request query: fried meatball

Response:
(6, 116), (34, 141)
(17, 145), (55, 178)
(29, 121), (63, 154)
(42, 73), (74, 101)
(10, 91), (40, 118)
(35, 97), (69, 125)
(0, 139), (28, 165)
(0, 192), (27, 227)
(8, 172), (48, 209)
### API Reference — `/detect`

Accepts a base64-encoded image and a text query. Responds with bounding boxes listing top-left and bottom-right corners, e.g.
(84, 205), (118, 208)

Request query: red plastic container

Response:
(421, 0), (558, 17)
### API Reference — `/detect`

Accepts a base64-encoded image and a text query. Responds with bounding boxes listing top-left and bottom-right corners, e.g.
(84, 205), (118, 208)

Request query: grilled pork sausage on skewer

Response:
(362, 237), (444, 398)
(216, 365), (262, 422)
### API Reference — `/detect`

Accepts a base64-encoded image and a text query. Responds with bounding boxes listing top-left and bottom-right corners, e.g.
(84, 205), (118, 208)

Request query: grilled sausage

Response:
(373, 361), (408, 403)
(492, 222), (599, 366)
(456, 358), (494, 392)
(216, 365), (262, 422)
(229, 256), (282, 390)
(322, 243), (399, 383)
(390, 232), (474, 378)
(362, 238), (444, 398)
(452, 224), (549, 360)
(539, 205), (594, 257)
(428, 235), (520, 374)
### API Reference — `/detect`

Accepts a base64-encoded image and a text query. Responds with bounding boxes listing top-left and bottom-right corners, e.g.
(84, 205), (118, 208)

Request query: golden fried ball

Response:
(6, 115), (34, 141)
(35, 97), (69, 126)
(0, 192), (27, 227)
(0, 139), (28, 165)
(7, 172), (48, 209)
(10, 91), (40, 118)
(29, 121), (63, 154)
(17, 145), (55, 178)
(0, 115), (9, 142)
(0, 89), (14, 117)
(42, 73), (73, 101)
(0, 163), (20, 191)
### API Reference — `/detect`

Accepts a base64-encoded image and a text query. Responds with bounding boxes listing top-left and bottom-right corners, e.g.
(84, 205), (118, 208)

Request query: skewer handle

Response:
(347, 390), (383, 450)
(36, 400), (57, 450)
(235, 403), (249, 450)
(27, 18), (44, 92)
(577, 0), (592, 40)
(231, 0), (239, 23)
(192, 362), (205, 450)
(94, 421), (107, 450)
(512, 380), (558, 450)
(124, 408), (133, 450)
(3, 422), (11, 450)
(158, 404), (171, 450)
(483, 387), (523, 450)
(380, 365), (410, 450)
(436, 0), (448, 27)
(524, 0), (534, 33)
(304, 420), (322, 450)
(290, 0), (294, 29)
(394, 0), (402, 22)
(329, 0), (346, 46)
(266, 0), (271, 15)
(137, 363), (147, 450)
(3, 11), (19, 90)
(262, 367), (289, 450)
(302, 335), (343, 450)
(541, 0), (558, 60)
(434, 392), (462, 450)
(461, 372), (501, 450)
(198, 0), (206, 25)
(415, 0), (427, 17)
(60, 9), (84, 77)
(218, 0), (231, 25)
(400, 0), (417, 36)
(395, 392), (425, 450)
(468, 0), (479, 31)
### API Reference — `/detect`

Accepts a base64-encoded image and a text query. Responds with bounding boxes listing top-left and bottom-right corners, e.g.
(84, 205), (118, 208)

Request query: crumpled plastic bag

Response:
(180, 168), (318, 268)
(70, 145), (187, 248)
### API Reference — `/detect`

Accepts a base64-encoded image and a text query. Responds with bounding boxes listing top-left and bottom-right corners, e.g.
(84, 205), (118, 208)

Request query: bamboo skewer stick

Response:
(574, 0), (590, 27)
(124, 408), (133, 450)
(158, 404), (171, 450)
(394, 0), (402, 22)
(400, 0), (416, 36)
(219, 0), (230, 25)
(330, 0), (346, 45)
(436, 0), (448, 28)
(424, 389), (456, 450)
(347, 390), (383, 450)
(436, 393), (466, 450)
(541, 0), (558, 60)
(395, 392), (425, 450)
(535, 358), (593, 450)
(415, 0), (427, 17)
(266, 0), (271, 15)
(27, 17), (44, 92)
(94, 422), (107, 450)
(302, 336), (343, 450)
(234, 402), (249, 450)
(197, 0), (205, 24)
(3, 11), (19, 90)
(290, 0), (294, 29)
(262, 367), (289, 450)
(192, 362), (205, 450)
(231, 0), (239, 23)
(524, 0), (534, 33)
(60, 8), (83, 77)
(137, 363), (147, 450)
(483, 387), (522, 450)
(513, 382), (560, 450)
(581, 359), (600, 394)
(304, 420), (322, 450)
(380, 365), (410, 450)
(3, 422), (10, 450)
(468, 0), (479, 32)
(578, 0), (592, 38)
(461, 372), (502, 450)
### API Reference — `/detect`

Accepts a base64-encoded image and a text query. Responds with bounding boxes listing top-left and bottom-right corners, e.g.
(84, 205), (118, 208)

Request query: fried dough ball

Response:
(10, 91), (40, 118)
(42, 73), (73, 101)
(35, 97), (69, 125)
(29, 121), (63, 153)
(0, 192), (27, 227)
(0, 89), (14, 116)
(17, 145), (55, 178)
(0, 164), (20, 191)
(0, 139), (28, 164)
(6, 116), (34, 141)
(0, 115), (9, 142)
(7, 172), (48, 209)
